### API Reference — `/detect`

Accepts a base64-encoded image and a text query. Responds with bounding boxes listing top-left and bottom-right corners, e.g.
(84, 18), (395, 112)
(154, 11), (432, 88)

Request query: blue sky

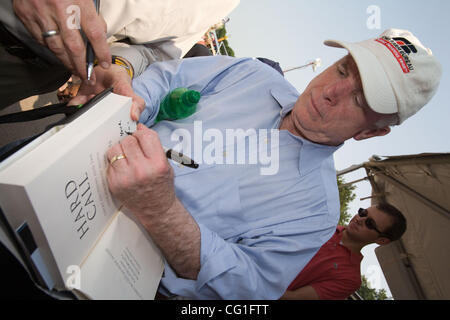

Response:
(227, 0), (450, 296)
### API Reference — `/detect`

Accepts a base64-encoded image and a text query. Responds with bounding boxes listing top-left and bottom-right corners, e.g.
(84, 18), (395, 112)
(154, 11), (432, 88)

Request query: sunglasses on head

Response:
(358, 208), (391, 239)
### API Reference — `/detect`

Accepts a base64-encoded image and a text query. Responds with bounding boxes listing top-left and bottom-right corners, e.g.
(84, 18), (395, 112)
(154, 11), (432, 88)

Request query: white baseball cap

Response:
(324, 29), (442, 124)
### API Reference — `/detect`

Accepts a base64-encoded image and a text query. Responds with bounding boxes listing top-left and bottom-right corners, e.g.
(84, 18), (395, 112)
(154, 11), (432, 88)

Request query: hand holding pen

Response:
(86, 0), (102, 81)
(106, 124), (197, 214)
(68, 0), (145, 121)
(124, 126), (198, 169)
(14, 0), (111, 80)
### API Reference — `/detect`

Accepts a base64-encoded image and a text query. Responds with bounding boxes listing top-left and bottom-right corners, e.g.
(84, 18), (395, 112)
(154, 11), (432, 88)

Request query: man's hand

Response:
(106, 124), (201, 279)
(106, 124), (176, 216)
(13, 0), (111, 80)
(69, 64), (145, 121)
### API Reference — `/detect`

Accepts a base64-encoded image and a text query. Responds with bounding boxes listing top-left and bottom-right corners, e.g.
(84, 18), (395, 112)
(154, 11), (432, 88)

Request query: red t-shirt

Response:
(287, 226), (363, 300)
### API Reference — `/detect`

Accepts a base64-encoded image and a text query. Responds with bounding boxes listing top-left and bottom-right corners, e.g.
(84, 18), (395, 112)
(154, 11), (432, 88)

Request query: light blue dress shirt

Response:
(132, 56), (341, 299)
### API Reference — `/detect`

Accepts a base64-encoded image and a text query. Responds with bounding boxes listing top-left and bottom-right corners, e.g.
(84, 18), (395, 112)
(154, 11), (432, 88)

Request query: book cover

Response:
(0, 92), (164, 299)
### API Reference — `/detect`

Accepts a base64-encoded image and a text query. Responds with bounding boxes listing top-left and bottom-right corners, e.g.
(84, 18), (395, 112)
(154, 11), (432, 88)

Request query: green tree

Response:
(337, 176), (356, 226)
(219, 40), (235, 57)
(215, 27), (235, 57)
(357, 275), (389, 300)
(215, 27), (226, 39)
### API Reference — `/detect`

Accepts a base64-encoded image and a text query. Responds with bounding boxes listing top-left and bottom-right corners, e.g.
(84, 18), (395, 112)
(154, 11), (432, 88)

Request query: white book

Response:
(0, 91), (164, 300)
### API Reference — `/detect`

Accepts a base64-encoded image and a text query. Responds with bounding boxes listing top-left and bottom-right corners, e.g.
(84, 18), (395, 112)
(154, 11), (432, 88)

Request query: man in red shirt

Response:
(281, 202), (407, 300)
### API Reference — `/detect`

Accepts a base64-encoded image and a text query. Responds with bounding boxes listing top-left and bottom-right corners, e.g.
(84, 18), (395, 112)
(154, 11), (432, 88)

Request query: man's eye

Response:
(338, 66), (346, 76)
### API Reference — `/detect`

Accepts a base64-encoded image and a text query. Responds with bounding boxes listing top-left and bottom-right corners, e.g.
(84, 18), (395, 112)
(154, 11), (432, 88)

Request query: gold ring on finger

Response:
(109, 154), (126, 165)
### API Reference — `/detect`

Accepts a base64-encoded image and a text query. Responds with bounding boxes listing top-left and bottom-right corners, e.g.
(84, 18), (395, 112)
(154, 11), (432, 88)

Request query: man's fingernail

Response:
(101, 61), (110, 69)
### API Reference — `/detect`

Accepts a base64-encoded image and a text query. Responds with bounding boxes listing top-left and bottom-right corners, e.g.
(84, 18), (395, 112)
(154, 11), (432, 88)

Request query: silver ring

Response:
(42, 30), (60, 38)
(109, 154), (127, 165)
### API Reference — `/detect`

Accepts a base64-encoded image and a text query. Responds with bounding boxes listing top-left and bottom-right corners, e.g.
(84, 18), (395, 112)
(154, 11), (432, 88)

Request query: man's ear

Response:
(376, 237), (391, 246)
(353, 126), (391, 141)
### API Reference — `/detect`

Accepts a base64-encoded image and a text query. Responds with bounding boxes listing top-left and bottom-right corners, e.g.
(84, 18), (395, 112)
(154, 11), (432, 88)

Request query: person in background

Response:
(281, 203), (406, 300)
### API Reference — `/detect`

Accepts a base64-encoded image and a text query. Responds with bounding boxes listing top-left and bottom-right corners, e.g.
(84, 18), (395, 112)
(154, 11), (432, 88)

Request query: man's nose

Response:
(354, 214), (365, 225)
(323, 80), (353, 106)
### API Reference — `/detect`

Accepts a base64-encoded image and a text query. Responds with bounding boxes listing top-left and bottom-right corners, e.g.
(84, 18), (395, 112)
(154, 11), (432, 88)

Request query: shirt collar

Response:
(270, 86), (342, 176)
(337, 227), (364, 263)
(270, 85), (298, 116)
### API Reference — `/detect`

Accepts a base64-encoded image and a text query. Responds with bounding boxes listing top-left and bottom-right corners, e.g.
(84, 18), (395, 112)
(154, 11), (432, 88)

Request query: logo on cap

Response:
(393, 37), (417, 54)
(375, 36), (416, 73)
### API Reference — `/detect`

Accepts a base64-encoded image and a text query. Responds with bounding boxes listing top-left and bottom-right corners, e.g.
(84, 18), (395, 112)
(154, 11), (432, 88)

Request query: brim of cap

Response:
(324, 39), (398, 115)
